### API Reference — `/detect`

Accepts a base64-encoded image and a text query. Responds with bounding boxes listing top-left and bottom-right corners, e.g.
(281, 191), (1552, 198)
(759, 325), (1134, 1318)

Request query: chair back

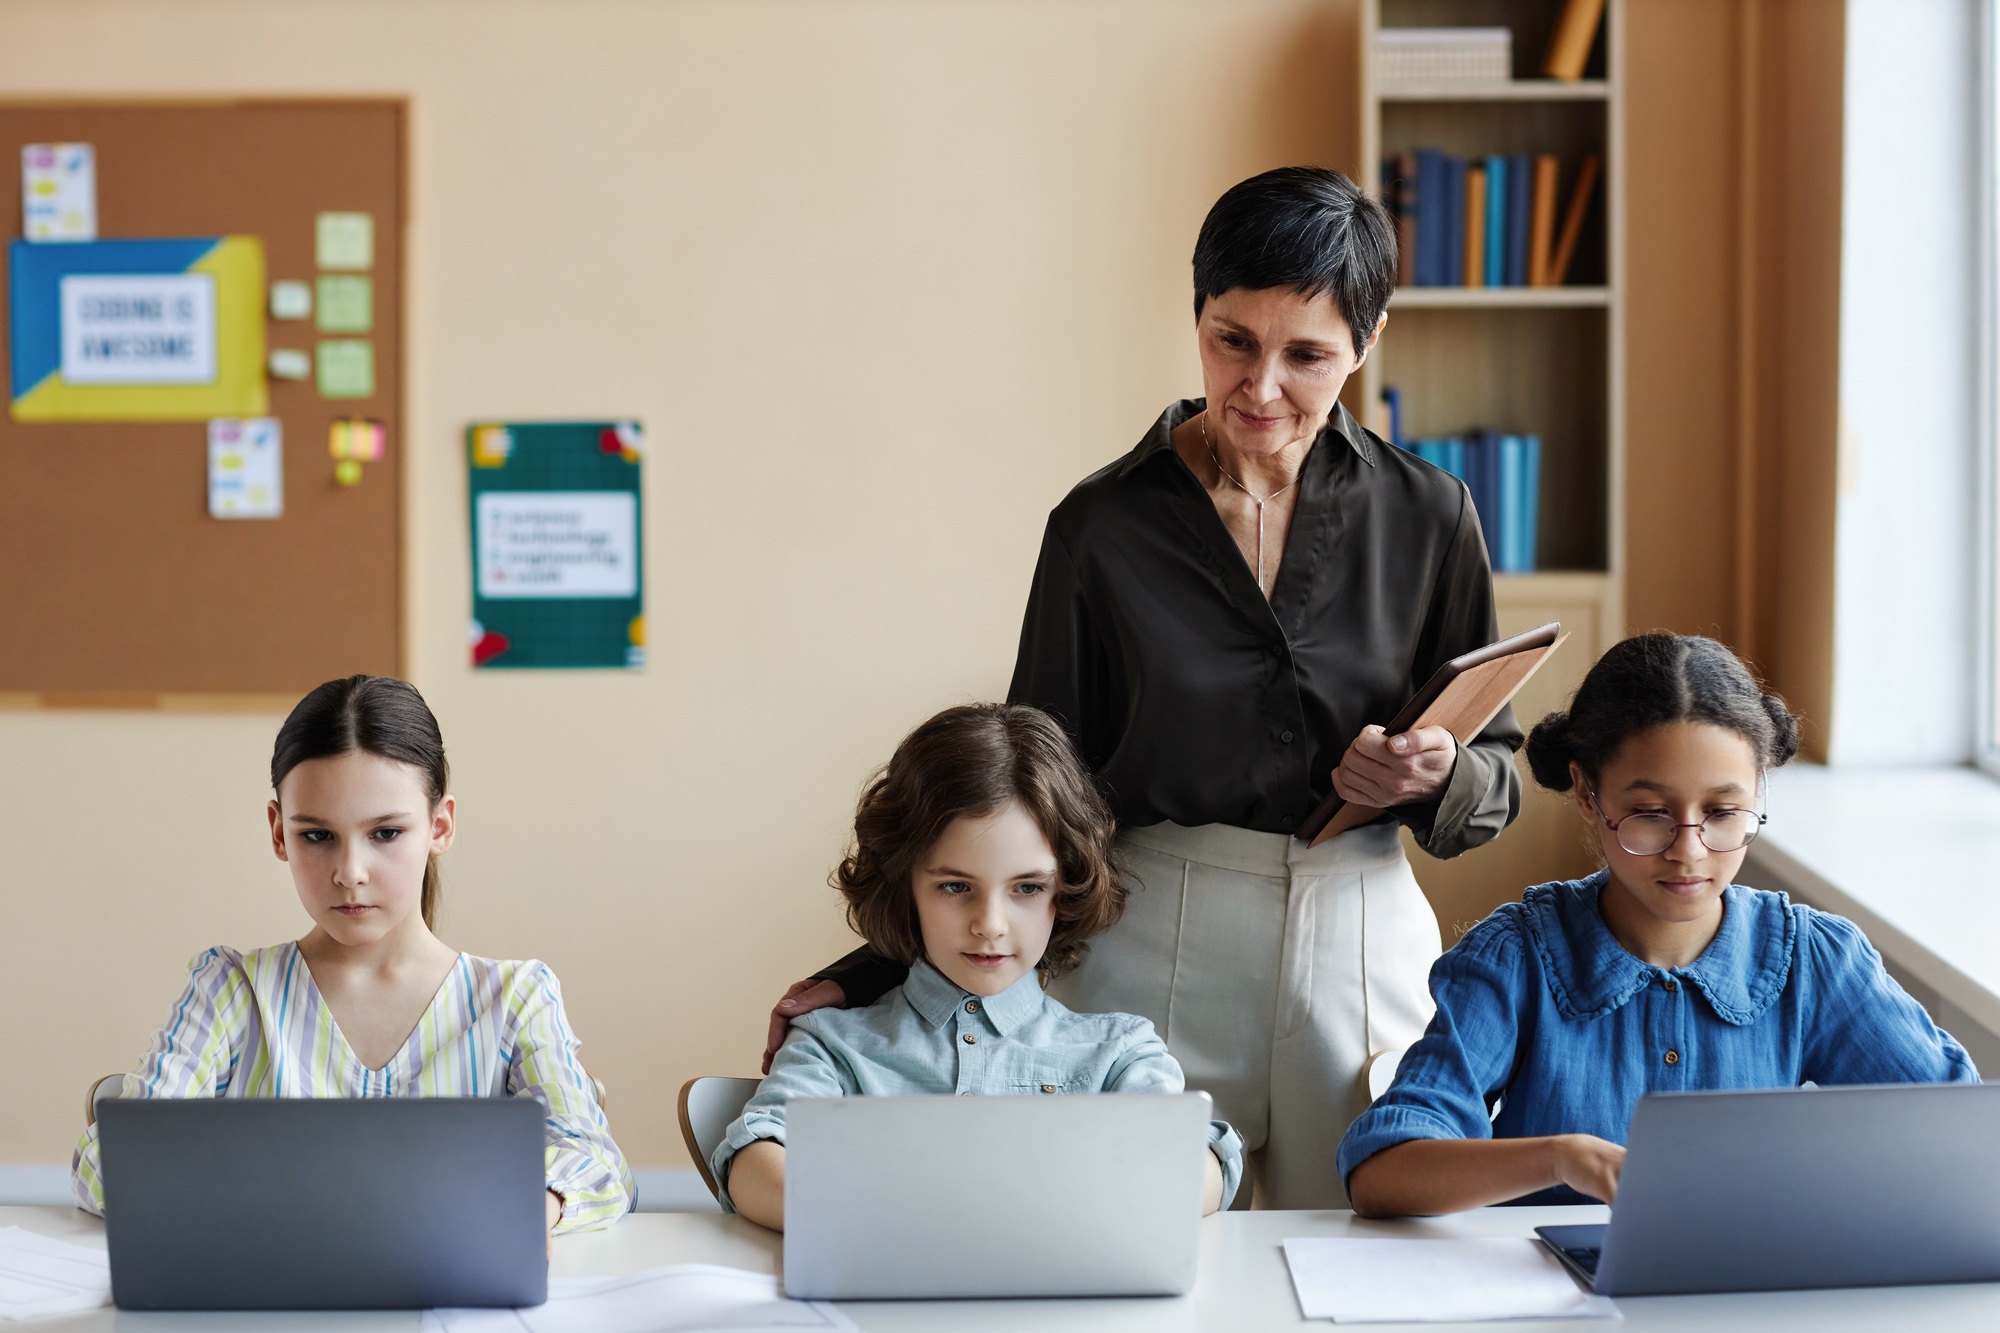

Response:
(84, 1074), (125, 1128)
(677, 1076), (760, 1202)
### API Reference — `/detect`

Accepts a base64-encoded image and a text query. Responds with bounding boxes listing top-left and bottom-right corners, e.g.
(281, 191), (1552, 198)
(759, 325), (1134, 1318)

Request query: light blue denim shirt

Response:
(713, 959), (1244, 1209)
(1337, 872), (1979, 1204)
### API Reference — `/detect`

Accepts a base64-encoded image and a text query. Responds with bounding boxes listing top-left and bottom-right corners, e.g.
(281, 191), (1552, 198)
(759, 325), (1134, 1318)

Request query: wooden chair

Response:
(83, 1074), (125, 1128)
(676, 1076), (760, 1203)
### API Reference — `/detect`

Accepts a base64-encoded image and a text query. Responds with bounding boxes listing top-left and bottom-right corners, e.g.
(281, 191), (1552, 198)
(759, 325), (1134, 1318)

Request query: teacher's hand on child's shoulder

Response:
(764, 977), (848, 1074)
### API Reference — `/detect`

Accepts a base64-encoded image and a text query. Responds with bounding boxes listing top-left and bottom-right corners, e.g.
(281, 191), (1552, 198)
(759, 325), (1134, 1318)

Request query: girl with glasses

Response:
(1337, 633), (1976, 1217)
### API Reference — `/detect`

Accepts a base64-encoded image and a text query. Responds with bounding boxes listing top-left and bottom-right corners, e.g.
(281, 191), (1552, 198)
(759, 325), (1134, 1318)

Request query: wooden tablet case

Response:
(1298, 622), (1568, 847)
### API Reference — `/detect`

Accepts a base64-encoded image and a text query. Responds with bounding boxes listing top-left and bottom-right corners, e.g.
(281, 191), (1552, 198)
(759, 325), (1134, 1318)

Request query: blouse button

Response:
(1041, 1084), (1057, 1094)
(962, 1033), (977, 1045)
(1663, 978), (1679, 992)
(1664, 1049), (1681, 1066)
(965, 1000), (981, 1014)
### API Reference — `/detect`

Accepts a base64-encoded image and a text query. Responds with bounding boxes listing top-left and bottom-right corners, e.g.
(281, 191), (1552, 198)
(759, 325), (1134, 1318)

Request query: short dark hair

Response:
(1525, 634), (1801, 793)
(834, 703), (1123, 981)
(1191, 166), (1398, 359)
(272, 675), (451, 929)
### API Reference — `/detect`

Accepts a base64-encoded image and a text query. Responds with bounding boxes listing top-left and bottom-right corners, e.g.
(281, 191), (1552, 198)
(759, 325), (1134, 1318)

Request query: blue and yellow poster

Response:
(8, 236), (266, 421)
(467, 420), (645, 670)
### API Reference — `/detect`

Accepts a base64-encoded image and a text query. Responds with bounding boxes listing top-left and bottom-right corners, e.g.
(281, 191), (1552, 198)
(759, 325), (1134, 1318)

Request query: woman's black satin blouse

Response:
(816, 398), (1523, 1003)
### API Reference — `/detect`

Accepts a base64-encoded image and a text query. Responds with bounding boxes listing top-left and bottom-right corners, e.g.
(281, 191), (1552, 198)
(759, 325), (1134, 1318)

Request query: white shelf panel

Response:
(1390, 286), (1610, 309)
(1377, 80), (1610, 102)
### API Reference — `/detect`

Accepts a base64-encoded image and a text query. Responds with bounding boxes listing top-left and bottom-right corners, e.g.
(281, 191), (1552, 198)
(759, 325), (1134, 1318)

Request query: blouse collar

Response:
(901, 957), (1048, 1036)
(1114, 397), (1376, 479)
(1522, 871), (1797, 1026)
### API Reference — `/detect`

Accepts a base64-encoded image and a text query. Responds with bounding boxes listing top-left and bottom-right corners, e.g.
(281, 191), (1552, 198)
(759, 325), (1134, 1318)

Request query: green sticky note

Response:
(316, 212), (374, 270)
(316, 340), (375, 399)
(315, 275), (372, 333)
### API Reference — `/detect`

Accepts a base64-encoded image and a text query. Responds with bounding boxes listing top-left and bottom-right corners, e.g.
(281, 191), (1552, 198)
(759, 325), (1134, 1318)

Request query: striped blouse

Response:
(71, 943), (634, 1232)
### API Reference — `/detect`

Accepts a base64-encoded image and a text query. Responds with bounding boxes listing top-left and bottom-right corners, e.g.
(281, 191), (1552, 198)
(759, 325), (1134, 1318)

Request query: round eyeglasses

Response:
(1589, 793), (1767, 857)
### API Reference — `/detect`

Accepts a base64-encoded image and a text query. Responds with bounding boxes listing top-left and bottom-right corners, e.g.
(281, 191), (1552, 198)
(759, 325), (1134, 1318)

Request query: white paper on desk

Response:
(421, 1263), (855, 1333)
(0, 1226), (111, 1321)
(1283, 1237), (1620, 1323)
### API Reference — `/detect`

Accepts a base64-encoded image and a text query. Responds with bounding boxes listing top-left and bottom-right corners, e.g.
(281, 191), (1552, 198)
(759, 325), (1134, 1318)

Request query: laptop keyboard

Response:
(1555, 1245), (1602, 1276)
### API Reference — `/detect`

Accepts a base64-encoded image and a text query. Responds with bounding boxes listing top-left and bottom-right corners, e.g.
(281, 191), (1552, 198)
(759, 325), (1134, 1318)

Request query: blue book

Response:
(1522, 433), (1542, 571)
(1412, 438), (1444, 470)
(1483, 155), (1507, 287)
(1498, 434), (1525, 572)
(1443, 435), (1465, 482)
(1382, 386), (1403, 449)
(1462, 431), (1501, 568)
(1415, 150), (1445, 286)
(1443, 156), (1466, 286)
(1506, 154), (1532, 286)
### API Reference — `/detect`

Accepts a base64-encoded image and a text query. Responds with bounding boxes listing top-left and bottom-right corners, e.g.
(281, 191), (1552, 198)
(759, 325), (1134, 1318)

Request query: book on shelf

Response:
(1404, 429), (1542, 574)
(1483, 155), (1507, 287)
(1506, 154), (1532, 287)
(1444, 156), (1465, 286)
(1542, 0), (1608, 82)
(1463, 164), (1486, 289)
(1546, 152), (1601, 286)
(1386, 151), (1417, 287)
(1385, 149), (1600, 289)
(1528, 154), (1559, 285)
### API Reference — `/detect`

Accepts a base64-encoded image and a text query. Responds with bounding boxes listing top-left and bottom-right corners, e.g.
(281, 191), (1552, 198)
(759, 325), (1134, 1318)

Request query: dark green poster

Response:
(466, 420), (644, 670)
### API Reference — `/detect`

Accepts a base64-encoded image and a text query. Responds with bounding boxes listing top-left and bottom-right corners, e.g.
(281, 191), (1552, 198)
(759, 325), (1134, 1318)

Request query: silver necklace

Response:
(1203, 410), (1300, 594)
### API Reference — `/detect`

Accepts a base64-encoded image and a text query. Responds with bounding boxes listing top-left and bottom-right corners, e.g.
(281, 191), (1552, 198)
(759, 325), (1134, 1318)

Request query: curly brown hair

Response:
(834, 703), (1123, 981)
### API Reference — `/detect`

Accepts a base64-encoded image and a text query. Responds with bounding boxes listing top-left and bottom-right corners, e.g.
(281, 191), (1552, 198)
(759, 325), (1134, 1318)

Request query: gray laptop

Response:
(1536, 1083), (2000, 1296)
(97, 1097), (547, 1309)
(783, 1092), (1213, 1300)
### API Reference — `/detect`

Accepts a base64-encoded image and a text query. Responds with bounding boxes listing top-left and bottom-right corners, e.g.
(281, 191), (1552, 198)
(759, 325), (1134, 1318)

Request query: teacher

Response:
(767, 167), (1522, 1208)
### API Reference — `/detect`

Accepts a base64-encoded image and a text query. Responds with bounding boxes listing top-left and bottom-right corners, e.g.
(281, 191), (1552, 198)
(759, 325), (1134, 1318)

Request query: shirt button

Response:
(959, 1090), (972, 1097)
(1040, 1084), (1057, 1094)
(1663, 978), (1679, 992)
(1664, 1049), (1680, 1066)
(1281, 730), (1295, 743)
(962, 1033), (977, 1045)
(965, 1000), (981, 1014)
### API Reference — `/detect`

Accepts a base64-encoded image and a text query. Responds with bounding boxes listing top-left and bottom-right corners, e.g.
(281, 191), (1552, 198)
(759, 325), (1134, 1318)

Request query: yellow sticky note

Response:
(316, 340), (374, 399)
(315, 275), (372, 333)
(316, 212), (373, 270)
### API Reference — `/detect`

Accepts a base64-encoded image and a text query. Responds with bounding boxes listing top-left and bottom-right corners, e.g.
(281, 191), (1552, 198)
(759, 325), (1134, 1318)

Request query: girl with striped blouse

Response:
(72, 676), (634, 1235)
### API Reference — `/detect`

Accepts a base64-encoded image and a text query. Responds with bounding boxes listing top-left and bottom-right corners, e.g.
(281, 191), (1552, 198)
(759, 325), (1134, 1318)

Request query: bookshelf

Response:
(1354, 0), (1625, 927)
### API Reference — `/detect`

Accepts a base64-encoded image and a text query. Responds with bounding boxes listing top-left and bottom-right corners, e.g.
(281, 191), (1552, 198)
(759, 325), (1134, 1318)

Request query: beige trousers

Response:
(1049, 821), (1441, 1209)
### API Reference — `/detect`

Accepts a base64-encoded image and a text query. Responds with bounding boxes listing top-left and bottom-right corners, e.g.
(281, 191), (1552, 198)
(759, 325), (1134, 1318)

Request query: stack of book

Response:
(1382, 150), (1600, 289)
(1407, 432), (1542, 574)
(1374, 28), (1511, 89)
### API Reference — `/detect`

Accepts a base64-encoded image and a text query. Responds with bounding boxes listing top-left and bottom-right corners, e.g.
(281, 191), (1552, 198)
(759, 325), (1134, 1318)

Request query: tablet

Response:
(1297, 621), (1564, 845)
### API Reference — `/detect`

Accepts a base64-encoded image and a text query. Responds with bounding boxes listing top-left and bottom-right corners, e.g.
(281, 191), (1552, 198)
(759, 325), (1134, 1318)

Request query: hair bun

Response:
(1524, 710), (1577, 792)
(1762, 692), (1801, 767)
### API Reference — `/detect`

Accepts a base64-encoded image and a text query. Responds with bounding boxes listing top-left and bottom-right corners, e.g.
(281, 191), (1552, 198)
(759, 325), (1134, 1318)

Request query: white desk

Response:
(11, 1202), (2000, 1331)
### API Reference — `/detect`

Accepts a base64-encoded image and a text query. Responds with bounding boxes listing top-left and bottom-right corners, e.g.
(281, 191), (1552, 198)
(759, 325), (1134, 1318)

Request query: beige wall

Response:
(0, 0), (1849, 1171)
(0, 0), (1362, 1168)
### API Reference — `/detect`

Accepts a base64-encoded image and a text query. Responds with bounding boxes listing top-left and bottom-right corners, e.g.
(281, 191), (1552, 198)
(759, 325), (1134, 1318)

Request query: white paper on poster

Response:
(477, 491), (638, 599)
(60, 273), (217, 384)
(208, 417), (283, 519)
(21, 142), (97, 241)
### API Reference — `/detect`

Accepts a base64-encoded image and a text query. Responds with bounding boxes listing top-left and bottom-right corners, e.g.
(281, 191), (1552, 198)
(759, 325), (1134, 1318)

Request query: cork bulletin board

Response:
(0, 100), (404, 706)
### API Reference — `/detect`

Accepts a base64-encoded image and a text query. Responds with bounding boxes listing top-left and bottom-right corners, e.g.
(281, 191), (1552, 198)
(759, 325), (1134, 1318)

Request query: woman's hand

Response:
(1333, 725), (1456, 808)
(545, 1189), (563, 1256)
(763, 978), (848, 1074)
(1552, 1134), (1625, 1204)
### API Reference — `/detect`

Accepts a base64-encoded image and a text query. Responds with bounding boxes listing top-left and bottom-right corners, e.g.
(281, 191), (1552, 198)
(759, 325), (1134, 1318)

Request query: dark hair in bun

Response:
(1525, 633), (1800, 793)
